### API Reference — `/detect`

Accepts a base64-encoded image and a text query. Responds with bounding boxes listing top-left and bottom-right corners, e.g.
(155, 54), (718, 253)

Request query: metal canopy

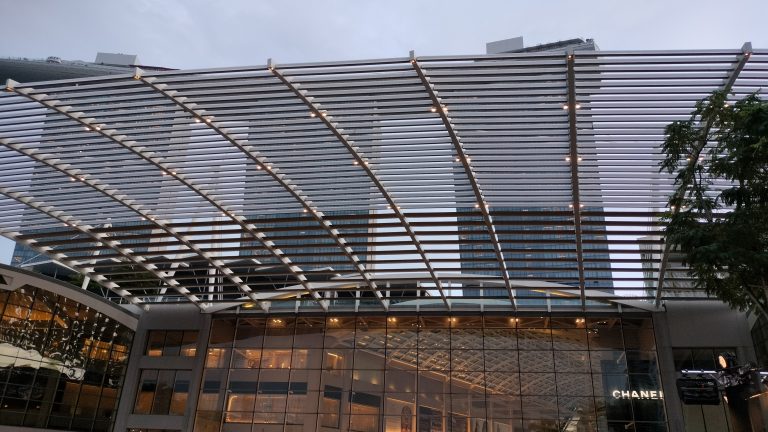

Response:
(0, 46), (765, 312)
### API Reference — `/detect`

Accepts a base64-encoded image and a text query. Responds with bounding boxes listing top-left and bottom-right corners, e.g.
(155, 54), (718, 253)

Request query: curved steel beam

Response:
(0, 129), (263, 312)
(8, 79), (324, 311)
(654, 42), (752, 306)
(134, 70), (386, 310)
(565, 50), (587, 310)
(0, 228), (147, 308)
(268, 61), (449, 309)
(0, 185), (201, 307)
(410, 52), (515, 308)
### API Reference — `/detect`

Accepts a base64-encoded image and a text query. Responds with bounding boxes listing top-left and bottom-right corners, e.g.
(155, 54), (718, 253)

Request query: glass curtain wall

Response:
(195, 314), (664, 432)
(0, 286), (134, 431)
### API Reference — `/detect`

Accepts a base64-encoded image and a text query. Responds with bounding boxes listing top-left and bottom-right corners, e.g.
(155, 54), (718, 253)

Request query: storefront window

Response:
(195, 314), (667, 431)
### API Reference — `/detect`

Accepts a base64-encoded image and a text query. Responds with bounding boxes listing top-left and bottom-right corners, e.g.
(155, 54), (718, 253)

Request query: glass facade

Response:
(0, 286), (134, 431)
(194, 314), (665, 432)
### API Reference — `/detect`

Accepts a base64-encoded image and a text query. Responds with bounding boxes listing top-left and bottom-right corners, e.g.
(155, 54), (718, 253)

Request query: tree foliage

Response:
(660, 90), (768, 317)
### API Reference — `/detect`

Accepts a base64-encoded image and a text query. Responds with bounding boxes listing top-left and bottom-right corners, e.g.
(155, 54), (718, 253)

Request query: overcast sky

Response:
(2, 0), (766, 70)
(0, 0), (766, 264)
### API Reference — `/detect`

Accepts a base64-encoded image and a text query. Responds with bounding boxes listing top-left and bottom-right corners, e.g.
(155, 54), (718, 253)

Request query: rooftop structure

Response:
(0, 44), (763, 314)
(0, 42), (763, 432)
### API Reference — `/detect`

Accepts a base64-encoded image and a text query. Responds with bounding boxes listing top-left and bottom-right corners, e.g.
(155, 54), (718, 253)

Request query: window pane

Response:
(146, 331), (165, 357)
(134, 369), (157, 414)
(151, 370), (176, 414)
(170, 371), (190, 415)
(163, 331), (183, 356)
(181, 331), (198, 357)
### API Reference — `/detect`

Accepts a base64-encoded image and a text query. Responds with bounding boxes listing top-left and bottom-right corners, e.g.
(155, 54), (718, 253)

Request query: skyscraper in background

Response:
(461, 37), (613, 302)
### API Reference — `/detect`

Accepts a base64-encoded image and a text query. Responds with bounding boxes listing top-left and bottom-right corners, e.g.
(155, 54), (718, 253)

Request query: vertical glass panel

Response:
(552, 328), (588, 350)
(294, 316), (325, 348)
(263, 317), (295, 348)
(419, 328), (450, 349)
(163, 331), (183, 356)
(323, 348), (354, 371)
(260, 349), (293, 369)
(623, 327), (656, 351)
(554, 350), (590, 372)
(387, 369), (417, 393)
(556, 373), (594, 396)
(325, 316), (356, 348)
(134, 369), (157, 414)
(591, 350), (627, 375)
(451, 328), (483, 350)
(170, 370), (190, 415)
(519, 351), (554, 372)
(521, 395), (558, 422)
(484, 350), (519, 371)
(451, 350), (485, 372)
(151, 369), (176, 414)
(627, 351), (659, 375)
(232, 348), (261, 369)
(483, 327), (517, 350)
(418, 350), (450, 371)
(181, 331), (198, 357)
(146, 331), (165, 357)
(587, 318), (623, 350)
(210, 318), (237, 347)
(354, 349), (386, 370)
(205, 347), (231, 369)
(198, 368), (226, 412)
(233, 317), (265, 348)
(293, 348), (322, 369)
(225, 369), (258, 423)
(356, 316), (387, 349)
(353, 369), (385, 393)
(484, 372), (520, 395)
(517, 328), (552, 350)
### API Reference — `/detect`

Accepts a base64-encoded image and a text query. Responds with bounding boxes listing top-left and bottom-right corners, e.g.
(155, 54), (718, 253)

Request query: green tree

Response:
(660, 90), (768, 317)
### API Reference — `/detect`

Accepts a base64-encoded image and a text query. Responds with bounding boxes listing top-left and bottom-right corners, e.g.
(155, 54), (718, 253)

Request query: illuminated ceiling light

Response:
(430, 107), (437, 113)
(303, 209), (308, 213)
(353, 161), (358, 165)
(577, 157), (583, 162)
(387, 317), (397, 322)
(69, 177), (76, 182)
(194, 118), (201, 123)
(575, 103), (582, 109)
(83, 126), (91, 131)
(562, 104), (569, 110)
(455, 157), (461, 162)
(579, 204), (584, 208)
(442, 106), (448, 113)
(474, 204), (480, 208)
(94, 126), (101, 131)
(204, 117), (212, 123)
(310, 112), (316, 117)
(565, 156), (571, 162)
(466, 157), (471, 162)
(321, 112), (327, 117)
(568, 204), (574, 208)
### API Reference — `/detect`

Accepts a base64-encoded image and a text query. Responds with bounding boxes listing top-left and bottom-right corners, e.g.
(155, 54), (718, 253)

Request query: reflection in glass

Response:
(195, 314), (667, 431)
(0, 287), (133, 431)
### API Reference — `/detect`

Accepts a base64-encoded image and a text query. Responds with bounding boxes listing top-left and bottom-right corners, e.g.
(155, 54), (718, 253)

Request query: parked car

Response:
(46, 56), (62, 64)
